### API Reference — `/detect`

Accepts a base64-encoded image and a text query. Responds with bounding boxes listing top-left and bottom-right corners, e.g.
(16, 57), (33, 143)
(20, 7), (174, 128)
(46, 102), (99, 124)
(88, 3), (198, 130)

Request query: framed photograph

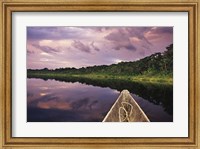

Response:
(0, 0), (199, 148)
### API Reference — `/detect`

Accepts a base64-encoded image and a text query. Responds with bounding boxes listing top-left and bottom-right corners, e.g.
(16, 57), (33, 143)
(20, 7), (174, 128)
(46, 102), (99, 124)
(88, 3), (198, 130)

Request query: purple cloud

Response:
(72, 40), (91, 53)
(152, 27), (173, 34)
(90, 41), (100, 51)
(105, 28), (138, 51)
(32, 44), (59, 53)
(27, 27), (173, 69)
(27, 49), (35, 55)
(27, 27), (84, 40)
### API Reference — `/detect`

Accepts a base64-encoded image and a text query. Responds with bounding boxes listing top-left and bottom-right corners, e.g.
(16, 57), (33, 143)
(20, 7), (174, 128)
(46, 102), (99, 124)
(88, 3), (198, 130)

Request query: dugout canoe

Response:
(103, 90), (150, 122)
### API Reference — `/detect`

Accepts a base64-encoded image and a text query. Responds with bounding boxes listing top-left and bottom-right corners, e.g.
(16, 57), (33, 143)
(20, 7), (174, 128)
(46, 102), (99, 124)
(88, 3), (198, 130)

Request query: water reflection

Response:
(27, 79), (119, 122)
(27, 77), (173, 122)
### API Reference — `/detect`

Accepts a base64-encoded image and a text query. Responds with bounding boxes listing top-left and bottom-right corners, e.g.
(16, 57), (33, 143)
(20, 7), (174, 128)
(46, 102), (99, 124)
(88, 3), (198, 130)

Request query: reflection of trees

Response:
(28, 76), (173, 115)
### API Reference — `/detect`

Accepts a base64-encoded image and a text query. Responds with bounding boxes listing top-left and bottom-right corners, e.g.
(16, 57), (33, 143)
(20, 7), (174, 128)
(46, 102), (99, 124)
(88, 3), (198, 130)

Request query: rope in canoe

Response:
(119, 102), (133, 122)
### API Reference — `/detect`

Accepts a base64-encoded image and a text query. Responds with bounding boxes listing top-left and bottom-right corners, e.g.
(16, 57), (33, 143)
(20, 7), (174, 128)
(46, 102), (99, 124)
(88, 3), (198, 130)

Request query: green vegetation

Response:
(28, 44), (173, 84)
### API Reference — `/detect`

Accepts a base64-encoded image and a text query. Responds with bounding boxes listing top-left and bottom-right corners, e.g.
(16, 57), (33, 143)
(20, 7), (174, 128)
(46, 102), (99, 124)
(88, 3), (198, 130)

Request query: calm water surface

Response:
(27, 78), (173, 122)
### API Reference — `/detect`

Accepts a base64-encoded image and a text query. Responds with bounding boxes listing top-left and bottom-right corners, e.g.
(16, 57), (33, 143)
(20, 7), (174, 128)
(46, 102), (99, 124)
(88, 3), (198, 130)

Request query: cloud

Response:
(105, 27), (170, 56)
(27, 27), (84, 40)
(27, 27), (173, 69)
(27, 49), (35, 55)
(105, 28), (137, 51)
(144, 27), (173, 41)
(71, 40), (91, 53)
(123, 43), (137, 51)
(90, 41), (100, 51)
(75, 27), (109, 33)
(152, 27), (173, 34)
(32, 44), (59, 53)
(127, 27), (153, 45)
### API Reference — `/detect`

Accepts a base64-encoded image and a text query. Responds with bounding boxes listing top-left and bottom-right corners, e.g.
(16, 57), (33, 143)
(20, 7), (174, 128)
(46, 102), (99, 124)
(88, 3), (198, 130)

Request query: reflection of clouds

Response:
(28, 91), (73, 110)
(39, 87), (49, 90)
(112, 90), (120, 94)
(27, 93), (57, 105)
(27, 78), (120, 121)
(89, 100), (98, 110)
(37, 100), (71, 110)
(34, 96), (99, 111)
(71, 98), (90, 110)
(27, 92), (34, 97)
(71, 98), (98, 110)
(40, 92), (48, 96)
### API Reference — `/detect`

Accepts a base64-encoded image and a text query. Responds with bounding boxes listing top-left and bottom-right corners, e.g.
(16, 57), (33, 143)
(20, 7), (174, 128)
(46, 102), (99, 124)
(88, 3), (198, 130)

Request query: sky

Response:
(27, 27), (173, 69)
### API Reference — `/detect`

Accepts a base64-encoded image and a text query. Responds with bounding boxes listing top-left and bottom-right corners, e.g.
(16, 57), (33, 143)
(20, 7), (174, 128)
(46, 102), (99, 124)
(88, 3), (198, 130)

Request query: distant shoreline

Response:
(27, 73), (172, 85)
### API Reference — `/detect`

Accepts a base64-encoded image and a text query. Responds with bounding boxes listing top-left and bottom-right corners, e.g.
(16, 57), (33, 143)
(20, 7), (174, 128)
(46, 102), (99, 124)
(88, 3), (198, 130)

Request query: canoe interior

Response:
(103, 90), (150, 122)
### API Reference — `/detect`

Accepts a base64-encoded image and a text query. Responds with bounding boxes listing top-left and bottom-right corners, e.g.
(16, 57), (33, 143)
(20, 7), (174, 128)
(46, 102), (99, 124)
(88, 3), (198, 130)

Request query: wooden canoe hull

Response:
(103, 90), (150, 122)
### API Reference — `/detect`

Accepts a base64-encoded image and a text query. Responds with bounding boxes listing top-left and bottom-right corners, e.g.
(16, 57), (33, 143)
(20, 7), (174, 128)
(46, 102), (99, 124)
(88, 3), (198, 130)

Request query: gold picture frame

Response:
(0, 0), (199, 148)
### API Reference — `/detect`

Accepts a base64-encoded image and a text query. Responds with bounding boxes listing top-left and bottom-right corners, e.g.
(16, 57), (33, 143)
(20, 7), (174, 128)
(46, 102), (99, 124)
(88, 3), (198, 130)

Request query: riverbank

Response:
(27, 72), (172, 85)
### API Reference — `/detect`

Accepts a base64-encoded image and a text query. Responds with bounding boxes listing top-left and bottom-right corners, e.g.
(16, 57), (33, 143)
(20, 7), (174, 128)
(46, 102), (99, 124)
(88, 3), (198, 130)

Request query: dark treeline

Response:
(28, 44), (173, 76)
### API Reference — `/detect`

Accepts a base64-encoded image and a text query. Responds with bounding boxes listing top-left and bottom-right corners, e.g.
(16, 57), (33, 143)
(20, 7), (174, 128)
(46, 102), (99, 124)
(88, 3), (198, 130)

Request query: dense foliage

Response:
(28, 44), (173, 77)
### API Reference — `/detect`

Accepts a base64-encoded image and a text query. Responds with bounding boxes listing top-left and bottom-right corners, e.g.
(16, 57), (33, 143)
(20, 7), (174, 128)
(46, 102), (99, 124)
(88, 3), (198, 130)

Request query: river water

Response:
(27, 78), (173, 122)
